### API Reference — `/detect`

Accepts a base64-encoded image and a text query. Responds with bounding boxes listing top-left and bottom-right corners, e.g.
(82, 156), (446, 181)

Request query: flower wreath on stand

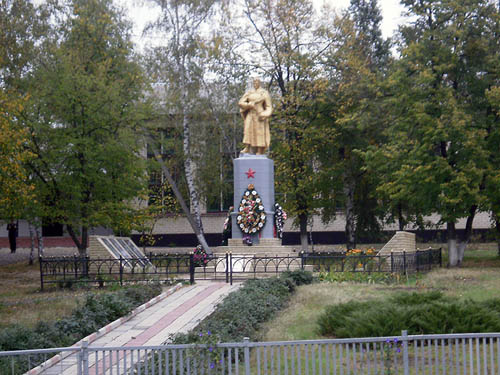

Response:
(237, 184), (266, 245)
(274, 203), (287, 239)
(193, 244), (209, 267)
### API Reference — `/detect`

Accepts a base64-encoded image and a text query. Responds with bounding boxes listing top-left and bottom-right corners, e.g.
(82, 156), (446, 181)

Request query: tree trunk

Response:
(496, 218), (500, 257)
(35, 221), (44, 258)
(457, 207), (476, 264)
(28, 221), (35, 265)
(67, 225), (88, 256)
(343, 173), (356, 250)
(447, 222), (459, 267)
(397, 202), (406, 231)
(183, 112), (205, 235)
(299, 213), (308, 252)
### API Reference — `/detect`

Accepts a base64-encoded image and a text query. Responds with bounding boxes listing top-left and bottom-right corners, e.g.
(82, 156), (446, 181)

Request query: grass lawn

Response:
(0, 261), (90, 329)
(260, 246), (500, 342)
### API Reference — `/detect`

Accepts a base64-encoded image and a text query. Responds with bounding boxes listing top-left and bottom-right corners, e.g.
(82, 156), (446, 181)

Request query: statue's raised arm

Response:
(239, 78), (273, 155)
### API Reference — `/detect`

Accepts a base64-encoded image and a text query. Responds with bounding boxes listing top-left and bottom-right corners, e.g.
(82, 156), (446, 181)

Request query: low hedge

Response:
(174, 270), (313, 344)
(0, 284), (162, 351)
(318, 291), (500, 338)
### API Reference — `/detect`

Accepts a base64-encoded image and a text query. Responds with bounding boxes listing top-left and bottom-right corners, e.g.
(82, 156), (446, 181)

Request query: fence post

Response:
(230, 252), (233, 286)
(416, 250), (420, 272)
(81, 340), (89, 375)
(390, 251), (394, 273)
(243, 337), (251, 375)
(428, 249), (432, 270)
(402, 330), (409, 375)
(119, 256), (123, 286)
(439, 248), (442, 267)
(225, 252), (229, 283)
(403, 251), (407, 274)
(300, 251), (305, 270)
(39, 256), (44, 291)
(189, 253), (195, 284)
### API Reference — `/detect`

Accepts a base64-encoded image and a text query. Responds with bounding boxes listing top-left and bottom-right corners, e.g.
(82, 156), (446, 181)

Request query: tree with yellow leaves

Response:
(0, 91), (35, 224)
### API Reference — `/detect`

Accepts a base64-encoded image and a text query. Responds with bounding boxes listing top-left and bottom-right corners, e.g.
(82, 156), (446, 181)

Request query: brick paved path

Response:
(34, 281), (240, 375)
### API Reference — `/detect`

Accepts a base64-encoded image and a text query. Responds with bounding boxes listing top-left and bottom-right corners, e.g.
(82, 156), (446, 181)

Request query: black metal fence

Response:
(302, 248), (442, 273)
(38, 249), (441, 290)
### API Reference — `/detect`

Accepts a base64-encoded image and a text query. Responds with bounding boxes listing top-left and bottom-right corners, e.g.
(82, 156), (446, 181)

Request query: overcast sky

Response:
(125, 0), (408, 49)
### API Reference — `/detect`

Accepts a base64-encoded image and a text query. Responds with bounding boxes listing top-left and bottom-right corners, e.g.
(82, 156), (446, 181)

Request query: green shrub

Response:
(281, 270), (314, 286)
(173, 276), (296, 344)
(0, 284), (162, 352)
(317, 291), (500, 338)
(319, 271), (397, 284)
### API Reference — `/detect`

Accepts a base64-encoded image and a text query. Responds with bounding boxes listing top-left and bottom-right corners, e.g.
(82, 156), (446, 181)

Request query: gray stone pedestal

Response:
(231, 154), (275, 244)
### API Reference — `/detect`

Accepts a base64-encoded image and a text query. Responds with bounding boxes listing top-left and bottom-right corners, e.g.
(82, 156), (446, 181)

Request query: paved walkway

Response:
(35, 281), (240, 375)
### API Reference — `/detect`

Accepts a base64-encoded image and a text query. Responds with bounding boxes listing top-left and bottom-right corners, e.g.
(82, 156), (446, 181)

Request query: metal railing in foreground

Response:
(2, 331), (499, 375)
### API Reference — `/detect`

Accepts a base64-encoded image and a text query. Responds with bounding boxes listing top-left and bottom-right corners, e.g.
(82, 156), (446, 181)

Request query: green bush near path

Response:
(318, 291), (500, 338)
(173, 270), (314, 344)
(0, 284), (162, 351)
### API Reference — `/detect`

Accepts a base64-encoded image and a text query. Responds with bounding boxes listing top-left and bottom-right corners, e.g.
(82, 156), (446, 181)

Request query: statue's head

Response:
(252, 78), (261, 89)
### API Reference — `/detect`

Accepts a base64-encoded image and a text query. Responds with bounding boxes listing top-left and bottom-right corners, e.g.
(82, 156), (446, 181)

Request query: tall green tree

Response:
(321, 0), (391, 249)
(25, 0), (150, 255)
(369, 0), (500, 266)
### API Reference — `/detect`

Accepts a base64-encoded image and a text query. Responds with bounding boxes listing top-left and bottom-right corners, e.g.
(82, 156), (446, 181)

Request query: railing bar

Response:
(414, 339), (418, 375)
(470, 338), (474, 375)
(366, 342), (371, 375)
(497, 337), (500, 375)
(450, 337), (454, 375)
(172, 349), (176, 375)
(179, 349), (184, 375)
(291, 344), (295, 375)
(352, 343), (357, 375)
(462, 338), (467, 375)
(271, 345), (275, 375)
(483, 337), (488, 375)
(318, 344), (322, 375)
(297, 344), (301, 375)
(441, 338), (445, 375)
(264, 345), (268, 375)
(333, 344), (337, 375)
(157, 348), (162, 375)
(476, 337), (481, 375)
(257, 346), (261, 375)
(304, 344), (308, 375)
(454, 338), (459, 375)
(490, 338), (494, 375)
(146, 349), (150, 375)
(138, 349), (142, 375)
(124, 349), (128, 375)
(278, 345), (281, 375)
(373, 342), (378, 375)
(346, 343), (350, 375)
(284, 345), (288, 375)
(339, 344), (343, 375)
(325, 344), (330, 375)
(311, 344), (315, 375)
(427, 339), (432, 375)
(235, 348), (239, 375)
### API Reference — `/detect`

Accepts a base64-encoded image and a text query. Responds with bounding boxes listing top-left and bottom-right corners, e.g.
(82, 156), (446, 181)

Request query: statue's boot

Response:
(241, 146), (250, 154)
(256, 147), (266, 155)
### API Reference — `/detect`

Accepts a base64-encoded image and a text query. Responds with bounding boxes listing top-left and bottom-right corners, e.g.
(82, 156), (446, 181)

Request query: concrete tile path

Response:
(35, 281), (240, 375)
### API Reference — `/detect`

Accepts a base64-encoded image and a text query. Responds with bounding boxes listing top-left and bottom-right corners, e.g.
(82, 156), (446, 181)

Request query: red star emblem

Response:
(245, 168), (256, 178)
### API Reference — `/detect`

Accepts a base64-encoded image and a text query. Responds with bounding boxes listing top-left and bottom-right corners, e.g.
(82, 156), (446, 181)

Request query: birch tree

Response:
(144, 0), (223, 235)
